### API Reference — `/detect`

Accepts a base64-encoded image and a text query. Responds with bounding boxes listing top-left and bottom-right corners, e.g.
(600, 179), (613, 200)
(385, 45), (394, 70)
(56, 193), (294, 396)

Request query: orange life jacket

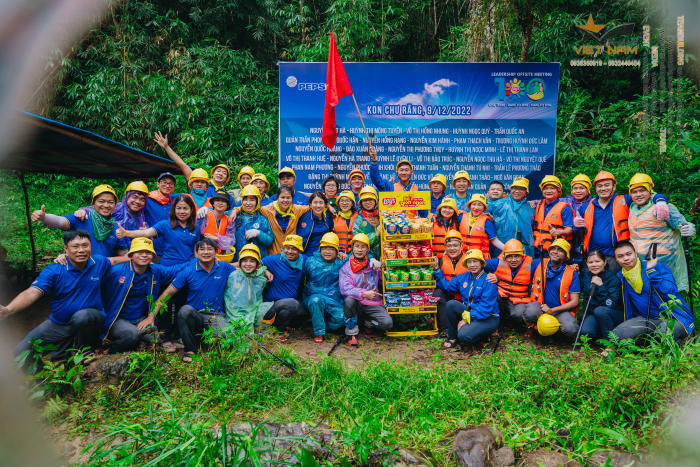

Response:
(393, 181), (419, 218)
(333, 212), (358, 253)
(431, 213), (467, 259)
(533, 200), (573, 250)
(203, 210), (229, 252)
(494, 255), (534, 304)
(440, 254), (468, 300)
(582, 195), (630, 252)
(465, 214), (491, 259)
(530, 258), (578, 314)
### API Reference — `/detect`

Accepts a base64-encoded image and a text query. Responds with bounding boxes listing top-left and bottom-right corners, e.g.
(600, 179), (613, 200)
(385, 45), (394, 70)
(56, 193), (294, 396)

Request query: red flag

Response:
(322, 32), (353, 149)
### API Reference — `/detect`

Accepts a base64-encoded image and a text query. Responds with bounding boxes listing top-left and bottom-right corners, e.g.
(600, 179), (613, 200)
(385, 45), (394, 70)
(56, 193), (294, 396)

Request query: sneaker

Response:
(347, 336), (359, 347)
(313, 335), (324, 344)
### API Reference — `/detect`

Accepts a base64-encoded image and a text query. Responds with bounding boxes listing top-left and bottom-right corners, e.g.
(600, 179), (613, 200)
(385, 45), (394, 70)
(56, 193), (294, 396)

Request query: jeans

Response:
(498, 299), (540, 330)
(177, 305), (228, 353)
(306, 295), (345, 336)
(579, 306), (623, 341)
(14, 308), (104, 362)
(612, 315), (689, 344)
(445, 300), (500, 344)
(343, 297), (393, 336)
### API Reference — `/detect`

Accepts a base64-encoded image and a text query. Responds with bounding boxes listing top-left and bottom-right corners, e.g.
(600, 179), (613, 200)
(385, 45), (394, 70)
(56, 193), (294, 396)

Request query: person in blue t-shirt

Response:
(31, 184), (128, 258)
(149, 238), (237, 362)
(2, 230), (128, 369)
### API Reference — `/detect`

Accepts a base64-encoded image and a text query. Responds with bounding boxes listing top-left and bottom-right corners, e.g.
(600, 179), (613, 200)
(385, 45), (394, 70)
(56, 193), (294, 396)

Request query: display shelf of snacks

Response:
(378, 202), (439, 337)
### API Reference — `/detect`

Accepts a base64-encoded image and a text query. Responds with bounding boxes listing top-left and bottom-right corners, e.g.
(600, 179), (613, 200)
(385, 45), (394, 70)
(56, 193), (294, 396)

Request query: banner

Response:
(279, 62), (560, 198)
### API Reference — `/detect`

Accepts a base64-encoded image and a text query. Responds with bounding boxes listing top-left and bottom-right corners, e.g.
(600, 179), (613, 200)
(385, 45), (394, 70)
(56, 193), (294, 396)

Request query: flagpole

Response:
(350, 93), (373, 148)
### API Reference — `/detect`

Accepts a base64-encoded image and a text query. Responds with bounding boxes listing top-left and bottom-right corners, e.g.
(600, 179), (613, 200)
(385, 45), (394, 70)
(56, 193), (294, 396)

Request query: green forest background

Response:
(0, 0), (698, 299)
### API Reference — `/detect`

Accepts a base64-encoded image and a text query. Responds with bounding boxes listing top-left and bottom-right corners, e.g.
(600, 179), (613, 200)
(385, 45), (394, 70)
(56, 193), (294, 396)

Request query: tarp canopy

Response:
(1, 111), (179, 177)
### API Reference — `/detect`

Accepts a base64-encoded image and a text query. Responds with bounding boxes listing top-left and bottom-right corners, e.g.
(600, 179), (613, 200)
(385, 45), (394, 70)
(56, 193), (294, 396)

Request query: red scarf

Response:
(350, 255), (368, 273)
(359, 208), (378, 220)
(148, 190), (170, 205)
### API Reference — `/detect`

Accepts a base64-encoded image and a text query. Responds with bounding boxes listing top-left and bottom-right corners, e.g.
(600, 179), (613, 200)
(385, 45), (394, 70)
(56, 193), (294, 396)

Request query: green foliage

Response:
(16, 340), (90, 400)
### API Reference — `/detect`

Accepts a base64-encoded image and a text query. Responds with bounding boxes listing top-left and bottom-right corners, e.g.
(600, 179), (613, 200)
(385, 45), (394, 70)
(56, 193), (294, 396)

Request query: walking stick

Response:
(572, 284), (597, 351)
(244, 334), (299, 374)
(644, 243), (658, 328)
(682, 237), (695, 317)
(328, 334), (348, 356)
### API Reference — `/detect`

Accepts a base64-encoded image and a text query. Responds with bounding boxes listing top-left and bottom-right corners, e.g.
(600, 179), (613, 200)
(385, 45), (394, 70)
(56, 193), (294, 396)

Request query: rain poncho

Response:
(628, 200), (693, 291)
(223, 265), (271, 327)
(487, 196), (535, 256)
(352, 213), (380, 259)
(302, 251), (346, 335)
(233, 212), (274, 261)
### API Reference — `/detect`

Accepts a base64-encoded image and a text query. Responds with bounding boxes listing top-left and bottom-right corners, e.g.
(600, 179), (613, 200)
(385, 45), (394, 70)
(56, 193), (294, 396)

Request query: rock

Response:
(492, 446), (515, 467)
(589, 449), (639, 466)
(453, 425), (504, 467)
(87, 354), (131, 383)
(518, 449), (581, 467)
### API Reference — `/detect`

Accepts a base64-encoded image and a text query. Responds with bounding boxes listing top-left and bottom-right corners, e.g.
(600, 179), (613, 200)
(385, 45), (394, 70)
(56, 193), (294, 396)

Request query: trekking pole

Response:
(644, 243), (658, 328)
(682, 237), (695, 317)
(244, 333), (299, 374)
(572, 284), (597, 351)
(328, 334), (348, 356)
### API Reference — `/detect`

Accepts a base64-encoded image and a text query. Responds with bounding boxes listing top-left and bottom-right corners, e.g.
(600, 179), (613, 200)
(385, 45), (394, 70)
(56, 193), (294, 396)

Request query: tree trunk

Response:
(514, 0), (533, 62)
(466, 0), (497, 61)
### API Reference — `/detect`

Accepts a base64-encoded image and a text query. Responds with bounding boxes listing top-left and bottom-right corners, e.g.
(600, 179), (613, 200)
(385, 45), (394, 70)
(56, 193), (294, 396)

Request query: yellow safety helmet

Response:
(359, 186), (378, 202)
(237, 166), (255, 184)
(539, 175), (562, 191)
(251, 173), (270, 189)
(549, 238), (571, 259)
(429, 174), (447, 188)
(570, 174), (591, 191)
(444, 229), (463, 244)
(216, 251), (236, 263)
(128, 237), (156, 256)
(594, 171), (616, 185)
(511, 177), (530, 192)
(188, 168), (210, 186)
(337, 190), (356, 207)
(91, 184), (118, 203)
(348, 168), (365, 181)
(210, 164), (231, 184)
(452, 170), (472, 188)
(241, 184), (261, 200)
(238, 243), (261, 263)
(282, 234), (304, 251)
(437, 197), (458, 212)
(467, 193), (488, 211)
(627, 173), (654, 193)
(503, 239), (525, 257)
(461, 248), (486, 266)
(396, 159), (413, 171)
(278, 167), (297, 178)
(319, 232), (340, 251)
(350, 233), (371, 248)
(124, 181), (149, 195)
(537, 314), (560, 336)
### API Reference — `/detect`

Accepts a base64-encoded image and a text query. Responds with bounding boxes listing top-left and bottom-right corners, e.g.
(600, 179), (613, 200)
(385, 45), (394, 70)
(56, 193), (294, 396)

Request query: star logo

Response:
(574, 14), (635, 43)
(576, 14), (605, 34)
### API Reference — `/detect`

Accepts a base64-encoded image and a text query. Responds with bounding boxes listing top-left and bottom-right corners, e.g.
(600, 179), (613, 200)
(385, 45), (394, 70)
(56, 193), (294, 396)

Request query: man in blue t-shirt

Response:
(149, 237), (236, 361)
(2, 230), (128, 369)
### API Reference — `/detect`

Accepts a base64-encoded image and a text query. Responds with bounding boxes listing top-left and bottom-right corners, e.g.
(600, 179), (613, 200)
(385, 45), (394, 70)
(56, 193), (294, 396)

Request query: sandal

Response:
(162, 341), (177, 353)
(182, 352), (195, 363)
(443, 339), (457, 349)
(278, 334), (288, 343)
(347, 336), (359, 347)
(313, 336), (324, 344)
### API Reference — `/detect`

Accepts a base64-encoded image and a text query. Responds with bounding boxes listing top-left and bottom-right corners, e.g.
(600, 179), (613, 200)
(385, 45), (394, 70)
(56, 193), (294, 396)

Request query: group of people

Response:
(1, 134), (695, 366)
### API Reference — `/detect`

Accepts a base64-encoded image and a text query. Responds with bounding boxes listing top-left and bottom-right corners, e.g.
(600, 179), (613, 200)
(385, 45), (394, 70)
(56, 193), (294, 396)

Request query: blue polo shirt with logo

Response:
(152, 219), (202, 266)
(172, 260), (236, 313)
(63, 212), (127, 257)
(31, 255), (112, 325)
(543, 265), (580, 308)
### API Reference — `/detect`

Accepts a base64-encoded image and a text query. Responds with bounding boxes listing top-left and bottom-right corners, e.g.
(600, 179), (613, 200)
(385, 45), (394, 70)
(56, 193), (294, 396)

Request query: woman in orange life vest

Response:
(200, 191), (236, 254)
(483, 239), (540, 331)
(465, 194), (504, 260)
(528, 238), (580, 340)
(532, 175), (574, 255)
(434, 230), (469, 335)
(333, 191), (359, 254)
(431, 197), (469, 259)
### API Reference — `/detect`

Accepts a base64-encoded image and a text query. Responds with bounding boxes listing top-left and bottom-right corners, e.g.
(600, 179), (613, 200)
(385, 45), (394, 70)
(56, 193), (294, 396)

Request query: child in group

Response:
(224, 243), (271, 330)
(428, 174), (448, 214)
(464, 194), (503, 260)
(450, 170), (472, 212)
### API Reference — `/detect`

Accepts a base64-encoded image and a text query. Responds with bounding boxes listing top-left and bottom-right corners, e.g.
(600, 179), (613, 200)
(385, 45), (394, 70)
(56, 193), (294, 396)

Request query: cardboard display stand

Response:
(379, 191), (439, 337)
